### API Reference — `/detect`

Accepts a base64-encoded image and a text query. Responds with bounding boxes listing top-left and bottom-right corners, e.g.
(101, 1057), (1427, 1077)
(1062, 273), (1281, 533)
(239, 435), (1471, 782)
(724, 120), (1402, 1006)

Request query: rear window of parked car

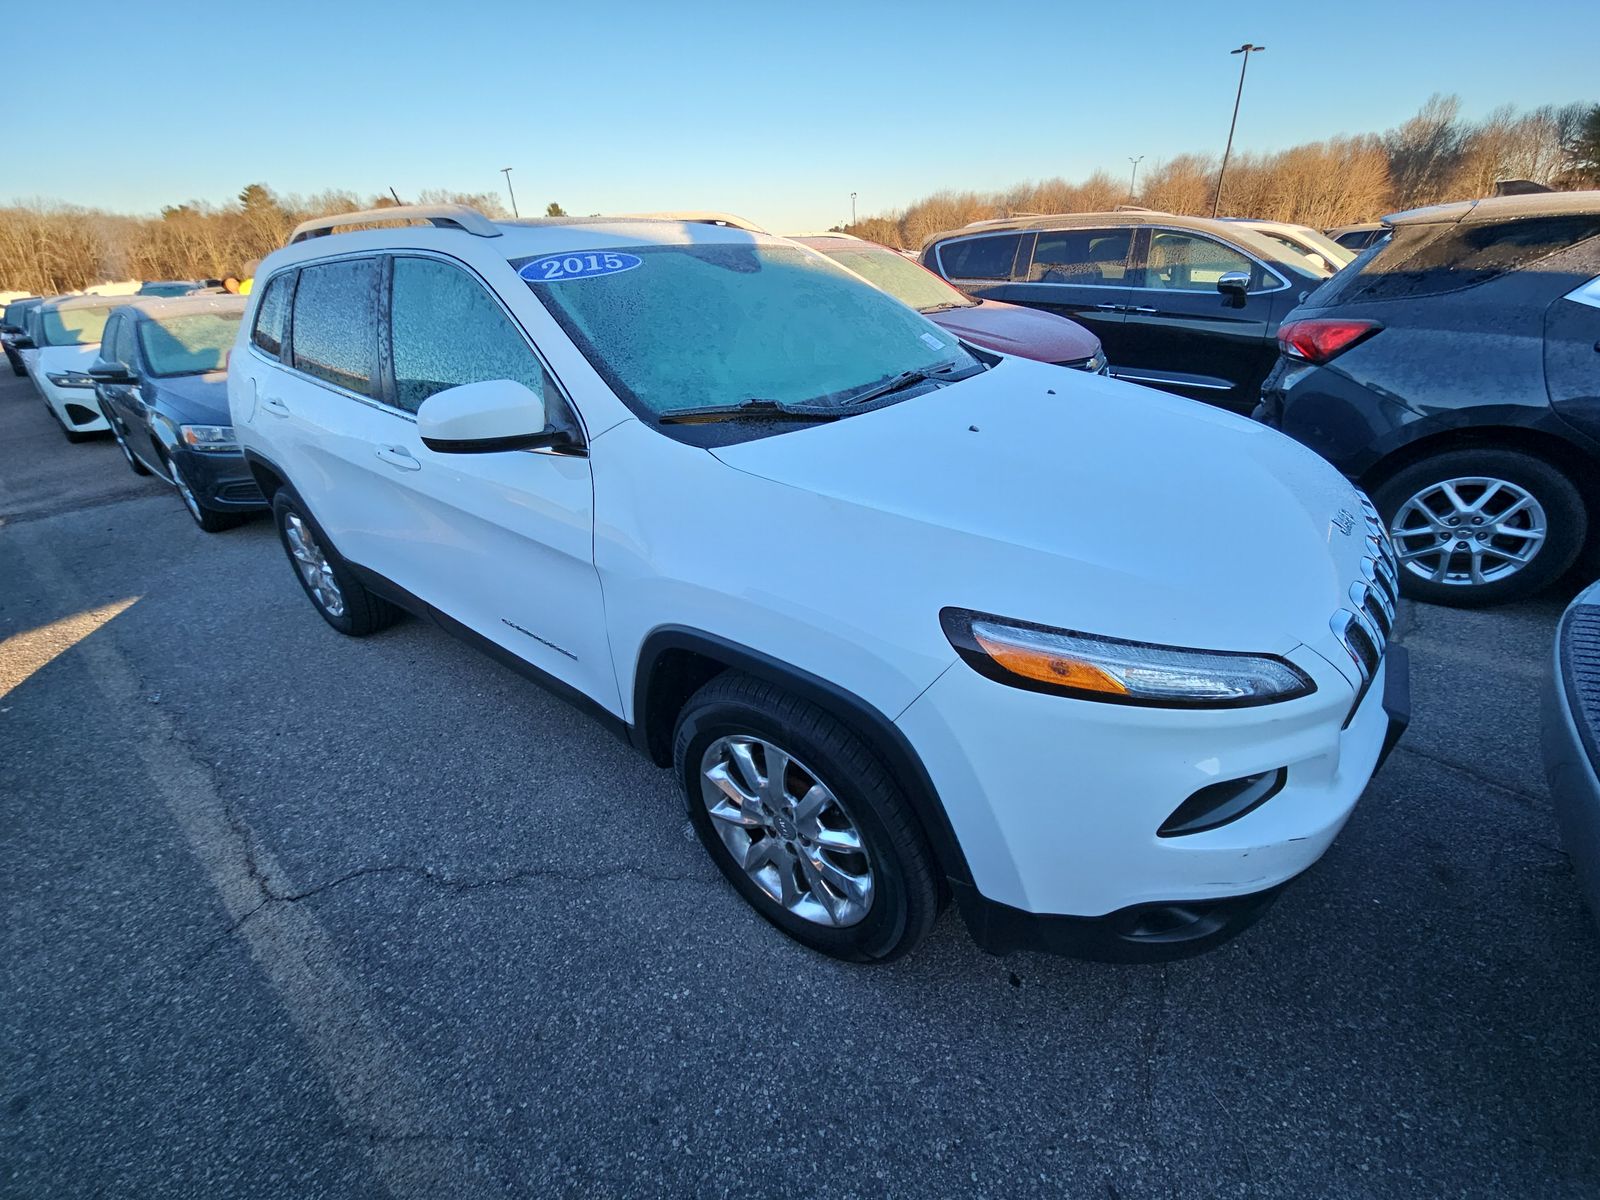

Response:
(291, 259), (379, 395)
(1319, 215), (1600, 304)
(937, 234), (1023, 280)
(252, 273), (291, 358)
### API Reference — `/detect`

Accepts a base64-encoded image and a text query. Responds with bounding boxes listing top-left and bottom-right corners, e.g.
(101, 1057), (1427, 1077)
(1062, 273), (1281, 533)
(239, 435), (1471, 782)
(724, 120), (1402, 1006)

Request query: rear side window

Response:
(1329, 215), (1600, 304)
(938, 234), (1023, 281)
(1027, 228), (1133, 285)
(252, 272), (292, 358)
(291, 259), (379, 395)
(388, 257), (551, 414)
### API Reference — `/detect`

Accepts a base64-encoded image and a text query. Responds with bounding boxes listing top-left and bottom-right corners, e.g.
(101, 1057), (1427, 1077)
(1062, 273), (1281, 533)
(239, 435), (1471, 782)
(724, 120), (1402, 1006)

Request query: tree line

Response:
(0, 186), (571, 296)
(843, 96), (1600, 249)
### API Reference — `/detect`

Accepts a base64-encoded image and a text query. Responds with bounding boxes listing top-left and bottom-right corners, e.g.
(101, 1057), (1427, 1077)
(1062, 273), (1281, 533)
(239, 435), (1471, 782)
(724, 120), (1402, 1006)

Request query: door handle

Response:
(1093, 303), (1125, 312)
(261, 396), (290, 416)
(1126, 306), (1158, 314)
(375, 445), (421, 471)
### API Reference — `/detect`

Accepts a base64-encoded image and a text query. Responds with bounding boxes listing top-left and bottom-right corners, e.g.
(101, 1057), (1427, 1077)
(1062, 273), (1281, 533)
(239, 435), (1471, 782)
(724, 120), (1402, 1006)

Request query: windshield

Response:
(138, 311), (241, 376)
(809, 243), (975, 312)
(40, 305), (115, 347)
(520, 242), (977, 417)
(138, 282), (196, 297)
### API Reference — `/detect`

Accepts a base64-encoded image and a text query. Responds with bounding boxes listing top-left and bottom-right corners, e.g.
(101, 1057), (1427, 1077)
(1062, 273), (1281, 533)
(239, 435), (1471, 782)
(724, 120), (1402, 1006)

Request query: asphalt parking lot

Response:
(2, 365), (1598, 1200)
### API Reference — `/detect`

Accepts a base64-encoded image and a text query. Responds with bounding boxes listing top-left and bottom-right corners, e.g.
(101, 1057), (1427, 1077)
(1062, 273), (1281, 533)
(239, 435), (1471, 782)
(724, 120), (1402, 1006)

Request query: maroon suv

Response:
(791, 234), (1105, 371)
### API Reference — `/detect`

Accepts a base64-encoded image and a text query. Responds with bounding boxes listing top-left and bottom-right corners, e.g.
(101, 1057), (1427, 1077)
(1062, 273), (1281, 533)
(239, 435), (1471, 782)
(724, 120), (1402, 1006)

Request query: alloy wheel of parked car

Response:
(108, 417), (151, 476)
(674, 672), (939, 962)
(283, 510), (346, 615)
(698, 734), (874, 927)
(1390, 477), (1546, 588)
(270, 491), (400, 636)
(166, 456), (241, 534)
(1373, 449), (1586, 607)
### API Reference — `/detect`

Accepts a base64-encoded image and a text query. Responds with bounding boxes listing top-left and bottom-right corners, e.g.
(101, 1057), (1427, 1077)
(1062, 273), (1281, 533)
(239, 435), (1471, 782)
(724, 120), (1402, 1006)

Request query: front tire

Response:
(1373, 448), (1585, 607)
(270, 490), (399, 636)
(673, 672), (940, 963)
(166, 455), (242, 533)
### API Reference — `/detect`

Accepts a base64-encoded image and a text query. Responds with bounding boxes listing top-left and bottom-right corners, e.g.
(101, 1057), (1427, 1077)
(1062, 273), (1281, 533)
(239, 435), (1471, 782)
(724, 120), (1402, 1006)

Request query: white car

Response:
(1222, 218), (1356, 275)
(26, 294), (118, 441)
(230, 204), (1409, 964)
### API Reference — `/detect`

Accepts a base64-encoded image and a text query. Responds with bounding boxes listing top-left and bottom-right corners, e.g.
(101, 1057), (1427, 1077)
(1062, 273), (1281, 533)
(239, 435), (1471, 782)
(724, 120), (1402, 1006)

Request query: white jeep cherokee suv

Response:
(230, 205), (1409, 964)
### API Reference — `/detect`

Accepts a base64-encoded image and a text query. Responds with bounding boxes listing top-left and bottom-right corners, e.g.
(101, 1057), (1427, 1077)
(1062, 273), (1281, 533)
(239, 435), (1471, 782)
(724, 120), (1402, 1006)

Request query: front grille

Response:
(1330, 494), (1399, 725)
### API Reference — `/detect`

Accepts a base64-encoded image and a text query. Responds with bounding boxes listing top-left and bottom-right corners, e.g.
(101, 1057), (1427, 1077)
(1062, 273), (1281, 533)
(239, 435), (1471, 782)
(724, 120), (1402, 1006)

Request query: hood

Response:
(710, 358), (1369, 659)
(152, 370), (230, 423)
(927, 299), (1100, 364)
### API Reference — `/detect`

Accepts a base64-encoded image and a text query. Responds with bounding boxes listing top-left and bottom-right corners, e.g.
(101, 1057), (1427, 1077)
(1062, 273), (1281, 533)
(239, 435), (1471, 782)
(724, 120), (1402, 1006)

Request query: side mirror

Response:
(417, 379), (568, 454)
(89, 362), (135, 384)
(1216, 271), (1250, 307)
(10, 334), (35, 349)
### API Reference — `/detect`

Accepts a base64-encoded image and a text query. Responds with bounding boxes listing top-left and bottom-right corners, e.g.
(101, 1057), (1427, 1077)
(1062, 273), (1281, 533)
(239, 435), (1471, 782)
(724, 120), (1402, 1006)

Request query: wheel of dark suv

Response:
(270, 489), (400, 636)
(106, 412), (151, 476)
(165, 454), (242, 533)
(1372, 448), (1586, 607)
(672, 671), (940, 963)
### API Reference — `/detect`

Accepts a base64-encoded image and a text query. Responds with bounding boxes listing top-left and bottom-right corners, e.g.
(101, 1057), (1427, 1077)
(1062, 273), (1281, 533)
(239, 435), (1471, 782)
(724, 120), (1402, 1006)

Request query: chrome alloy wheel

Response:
(698, 735), (874, 927)
(1390, 476), (1547, 588)
(282, 511), (346, 617)
(170, 459), (205, 523)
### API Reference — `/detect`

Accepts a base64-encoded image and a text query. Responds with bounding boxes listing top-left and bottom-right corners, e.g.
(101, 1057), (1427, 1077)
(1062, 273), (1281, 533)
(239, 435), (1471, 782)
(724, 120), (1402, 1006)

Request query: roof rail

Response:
(288, 204), (502, 244)
(612, 210), (768, 233)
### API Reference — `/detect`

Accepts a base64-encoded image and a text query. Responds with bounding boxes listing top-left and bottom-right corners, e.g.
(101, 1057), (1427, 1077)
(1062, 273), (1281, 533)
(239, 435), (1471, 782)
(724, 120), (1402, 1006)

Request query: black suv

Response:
(920, 211), (1327, 413)
(1258, 192), (1600, 607)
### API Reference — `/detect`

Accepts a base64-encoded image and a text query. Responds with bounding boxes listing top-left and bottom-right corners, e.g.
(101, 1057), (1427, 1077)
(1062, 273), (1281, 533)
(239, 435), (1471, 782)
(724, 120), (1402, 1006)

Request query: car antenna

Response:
(389, 187), (403, 205)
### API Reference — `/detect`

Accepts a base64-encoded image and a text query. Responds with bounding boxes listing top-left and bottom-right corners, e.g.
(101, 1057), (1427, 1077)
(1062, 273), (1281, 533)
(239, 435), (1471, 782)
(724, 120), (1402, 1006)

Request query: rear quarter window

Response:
(252, 272), (292, 358)
(936, 234), (1023, 281)
(1322, 215), (1600, 305)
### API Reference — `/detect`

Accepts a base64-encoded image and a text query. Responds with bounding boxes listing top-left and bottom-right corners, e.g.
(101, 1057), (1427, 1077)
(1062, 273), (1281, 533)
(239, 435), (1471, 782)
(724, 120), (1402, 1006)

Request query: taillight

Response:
(1277, 318), (1381, 364)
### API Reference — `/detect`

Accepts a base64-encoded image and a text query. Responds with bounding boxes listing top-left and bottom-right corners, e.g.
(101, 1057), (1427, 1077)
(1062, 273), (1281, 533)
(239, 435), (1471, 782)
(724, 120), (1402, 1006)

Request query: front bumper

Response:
(172, 446), (267, 511)
(899, 642), (1409, 961)
(37, 376), (109, 431)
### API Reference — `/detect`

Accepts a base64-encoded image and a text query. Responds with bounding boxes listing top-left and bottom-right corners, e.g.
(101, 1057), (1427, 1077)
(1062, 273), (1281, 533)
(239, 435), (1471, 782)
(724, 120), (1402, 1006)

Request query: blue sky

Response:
(8, 0), (1597, 230)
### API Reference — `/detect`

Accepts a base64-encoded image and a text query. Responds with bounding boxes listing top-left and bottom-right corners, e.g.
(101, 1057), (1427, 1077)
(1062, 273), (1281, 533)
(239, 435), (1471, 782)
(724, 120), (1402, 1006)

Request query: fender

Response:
(632, 625), (973, 887)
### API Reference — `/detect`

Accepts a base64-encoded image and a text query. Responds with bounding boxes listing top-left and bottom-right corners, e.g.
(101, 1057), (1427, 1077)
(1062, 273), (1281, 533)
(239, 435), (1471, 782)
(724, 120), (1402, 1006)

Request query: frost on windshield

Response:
(515, 244), (970, 415)
(140, 312), (241, 376)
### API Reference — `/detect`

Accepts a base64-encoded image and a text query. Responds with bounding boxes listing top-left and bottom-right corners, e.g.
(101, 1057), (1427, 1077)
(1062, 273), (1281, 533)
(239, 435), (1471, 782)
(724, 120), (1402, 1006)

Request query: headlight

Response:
(46, 370), (97, 389)
(940, 608), (1315, 708)
(179, 424), (237, 452)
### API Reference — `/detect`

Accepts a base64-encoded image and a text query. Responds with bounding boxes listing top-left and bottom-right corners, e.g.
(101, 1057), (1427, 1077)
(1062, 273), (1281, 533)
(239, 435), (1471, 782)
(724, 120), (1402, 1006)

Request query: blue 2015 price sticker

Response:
(518, 251), (642, 282)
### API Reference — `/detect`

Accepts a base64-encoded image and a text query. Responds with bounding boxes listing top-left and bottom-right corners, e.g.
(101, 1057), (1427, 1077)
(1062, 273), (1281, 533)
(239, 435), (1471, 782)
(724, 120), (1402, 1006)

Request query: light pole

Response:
(1127, 156), (1144, 200)
(851, 192), (858, 225)
(1212, 43), (1264, 218)
(500, 167), (520, 219)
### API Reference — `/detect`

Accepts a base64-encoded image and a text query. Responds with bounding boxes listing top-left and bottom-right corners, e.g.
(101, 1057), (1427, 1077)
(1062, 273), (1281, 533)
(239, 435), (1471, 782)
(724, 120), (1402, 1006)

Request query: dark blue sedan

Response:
(90, 296), (266, 531)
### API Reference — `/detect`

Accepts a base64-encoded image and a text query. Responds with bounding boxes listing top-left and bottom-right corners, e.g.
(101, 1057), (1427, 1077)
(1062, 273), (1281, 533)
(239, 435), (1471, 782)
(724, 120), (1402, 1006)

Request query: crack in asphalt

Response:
(188, 860), (718, 971)
(1392, 743), (1542, 808)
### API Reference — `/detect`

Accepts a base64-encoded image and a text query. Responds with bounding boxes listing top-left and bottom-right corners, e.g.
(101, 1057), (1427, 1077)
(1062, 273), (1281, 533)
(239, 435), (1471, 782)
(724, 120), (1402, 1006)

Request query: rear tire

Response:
(1372, 448), (1585, 607)
(270, 490), (400, 636)
(672, 671), (940, 963)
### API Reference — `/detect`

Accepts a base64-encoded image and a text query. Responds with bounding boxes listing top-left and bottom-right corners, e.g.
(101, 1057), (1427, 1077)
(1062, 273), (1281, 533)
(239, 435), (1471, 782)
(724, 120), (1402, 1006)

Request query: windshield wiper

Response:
(657, 398), (846, 425)
(843, 362), (979, 407)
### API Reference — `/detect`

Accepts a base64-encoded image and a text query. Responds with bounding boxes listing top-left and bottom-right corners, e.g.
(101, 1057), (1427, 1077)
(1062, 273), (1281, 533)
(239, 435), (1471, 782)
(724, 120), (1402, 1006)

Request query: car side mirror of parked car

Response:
(418, 379), (571, 454)
(1216, 272), (1250, 307)
(10, 333), (35, 349)
(89, 362), (135, 384)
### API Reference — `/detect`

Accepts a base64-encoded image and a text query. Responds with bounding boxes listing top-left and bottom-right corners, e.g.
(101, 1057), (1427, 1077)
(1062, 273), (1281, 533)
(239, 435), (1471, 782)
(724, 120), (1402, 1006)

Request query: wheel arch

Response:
(242, 448), (289, 501)
(1358, 421), (1600, 525)
(631, 626), (973, 887)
